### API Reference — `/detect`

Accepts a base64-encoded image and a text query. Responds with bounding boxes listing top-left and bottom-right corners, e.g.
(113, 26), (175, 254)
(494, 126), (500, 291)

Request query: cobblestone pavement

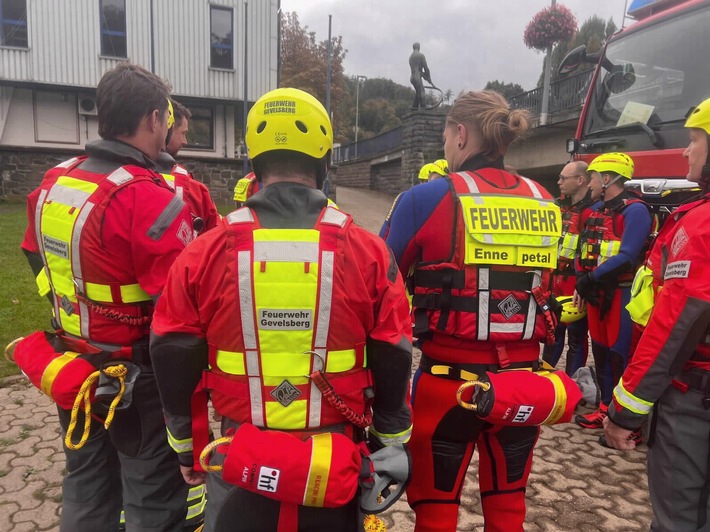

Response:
(0, 187), (652, 531)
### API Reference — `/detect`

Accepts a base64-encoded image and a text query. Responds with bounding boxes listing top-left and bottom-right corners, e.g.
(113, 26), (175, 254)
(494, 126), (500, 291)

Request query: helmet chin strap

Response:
(600, 173), (623, 202)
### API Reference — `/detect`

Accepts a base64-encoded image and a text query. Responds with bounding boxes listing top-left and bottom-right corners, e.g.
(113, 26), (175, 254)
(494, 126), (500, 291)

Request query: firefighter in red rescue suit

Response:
(573, 153), (652, 449)
(150, 87), (413, 532)
(381, 90), (561, 531)
(19, 64), (193, 531)
(157, 100), (220, 236)
(604, 98), (710, 530)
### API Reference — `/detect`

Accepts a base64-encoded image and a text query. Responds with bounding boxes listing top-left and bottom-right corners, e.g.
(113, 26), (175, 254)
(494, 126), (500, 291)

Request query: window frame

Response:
(209, 5), (234, 71)
(99, 0), (127, 59)
(184, 105), (215, 151)
(0, 0), (29, 49)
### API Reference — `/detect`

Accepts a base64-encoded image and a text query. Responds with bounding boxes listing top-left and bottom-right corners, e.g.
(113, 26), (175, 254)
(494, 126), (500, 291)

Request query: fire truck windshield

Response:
(582, 5), (709, 152)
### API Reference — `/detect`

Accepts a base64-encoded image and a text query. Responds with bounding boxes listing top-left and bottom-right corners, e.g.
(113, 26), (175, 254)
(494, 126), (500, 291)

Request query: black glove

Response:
(575, 273), (595, 299)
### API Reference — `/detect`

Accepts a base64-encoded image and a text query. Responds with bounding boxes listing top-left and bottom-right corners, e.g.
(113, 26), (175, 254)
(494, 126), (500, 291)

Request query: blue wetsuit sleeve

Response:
(591, 203), (652, 282)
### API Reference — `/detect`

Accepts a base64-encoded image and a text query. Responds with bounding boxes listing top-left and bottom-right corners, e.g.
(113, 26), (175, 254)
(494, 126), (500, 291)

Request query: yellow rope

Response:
(199, 436), (233, 472)
(4, 337), (23, 363)
(65, 364), (128, 450)
(363, 514), (387, 531)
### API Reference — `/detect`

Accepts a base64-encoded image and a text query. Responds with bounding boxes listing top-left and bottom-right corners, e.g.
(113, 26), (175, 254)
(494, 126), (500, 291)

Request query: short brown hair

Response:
(96, 62), (172, 139)
(172, 100), (192, 124)
(447, 90), (530, 159)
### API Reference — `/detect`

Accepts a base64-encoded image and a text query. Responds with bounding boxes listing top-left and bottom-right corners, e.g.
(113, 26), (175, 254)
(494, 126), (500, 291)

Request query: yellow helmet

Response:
(418, 160), (448, 181)
(557, 295), (587, 324)
(685, 97), (710, 135)
(246, 88), (333, 161)
(166, 99), (175, 129)
(587, 152), (634, 180)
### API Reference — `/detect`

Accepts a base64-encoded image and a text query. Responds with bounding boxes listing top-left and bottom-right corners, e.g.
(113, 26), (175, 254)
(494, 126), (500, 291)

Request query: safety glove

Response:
(575, 272), (599, 306)
(359, 444), (411, 514)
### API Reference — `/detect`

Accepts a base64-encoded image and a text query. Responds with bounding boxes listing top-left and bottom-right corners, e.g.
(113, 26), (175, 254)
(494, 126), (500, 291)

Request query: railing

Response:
(509, 69), (594, 117)
(333, 126), (403, 164)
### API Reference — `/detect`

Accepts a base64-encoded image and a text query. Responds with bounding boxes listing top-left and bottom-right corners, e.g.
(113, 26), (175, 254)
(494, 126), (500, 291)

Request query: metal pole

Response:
(326, 15), (332, 118)
(354, 76), (366, 157)
(539, 0), (556, 126)
(621, 0), (629, 29)
(242, 1), (249, 175)
(149, 0), (155, 73)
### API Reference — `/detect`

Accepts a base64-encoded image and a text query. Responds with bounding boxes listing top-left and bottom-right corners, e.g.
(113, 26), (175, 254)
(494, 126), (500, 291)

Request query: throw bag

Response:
(457, 369), (583, 425)
(221, 423), (362, 508)
(11, 331), (104, 410)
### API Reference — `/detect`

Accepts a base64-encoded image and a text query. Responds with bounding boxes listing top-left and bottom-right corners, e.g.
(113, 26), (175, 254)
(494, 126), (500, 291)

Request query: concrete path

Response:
(0, 186), (653, 531)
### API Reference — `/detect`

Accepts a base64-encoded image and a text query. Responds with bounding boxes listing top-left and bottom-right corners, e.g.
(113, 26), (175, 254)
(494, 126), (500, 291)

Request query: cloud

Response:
(280, 0), (625, 94)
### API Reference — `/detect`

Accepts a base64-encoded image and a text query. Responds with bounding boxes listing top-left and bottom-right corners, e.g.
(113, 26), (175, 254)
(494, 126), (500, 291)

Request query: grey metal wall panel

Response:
(1, 0), (278, 100)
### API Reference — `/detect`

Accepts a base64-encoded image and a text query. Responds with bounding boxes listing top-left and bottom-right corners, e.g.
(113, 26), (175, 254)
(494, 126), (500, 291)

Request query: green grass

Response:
(0, 203), (50, 378)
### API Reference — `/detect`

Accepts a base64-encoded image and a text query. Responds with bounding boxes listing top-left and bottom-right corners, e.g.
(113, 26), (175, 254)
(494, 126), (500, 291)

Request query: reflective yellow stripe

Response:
(541, 372), (567, 425)
(187, 484), (206, 502)
(40, 351), (81, 397)
(84, 281), (151, 304)
(303, 433), (332, 507)
(369, 424), (412, 445)
(613, 379), (653, 415)
(559, 233), (579, 260)
(166, 428), (193, 454)
(215, 348), (359, 377)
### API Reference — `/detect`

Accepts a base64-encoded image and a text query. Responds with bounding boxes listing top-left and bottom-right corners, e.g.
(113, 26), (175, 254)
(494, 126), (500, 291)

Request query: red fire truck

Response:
(559, 0), (709, 216)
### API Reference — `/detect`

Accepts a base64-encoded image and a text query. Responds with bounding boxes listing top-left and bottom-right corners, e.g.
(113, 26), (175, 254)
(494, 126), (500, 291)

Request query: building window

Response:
(100, 0), (126, 58)
(1, 0), (28, 48)
(210, 6), (233, 70)
(186, 107), (214, 150)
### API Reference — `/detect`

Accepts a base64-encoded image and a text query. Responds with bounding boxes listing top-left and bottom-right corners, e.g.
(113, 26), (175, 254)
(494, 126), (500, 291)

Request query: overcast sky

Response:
(280, 0), (630, 95)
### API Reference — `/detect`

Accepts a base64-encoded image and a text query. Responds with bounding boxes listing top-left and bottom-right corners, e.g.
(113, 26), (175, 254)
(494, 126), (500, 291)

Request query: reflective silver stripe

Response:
(521, 176), (543, 199)
(459, 172), (480, 193)
(173, 165), (189, 176)
(490, 323), (525, 333)
(321, 207), (347, 227)
(237, 249), (264, 426)
(34, 189), (61, 320)
(541, 236), (552, 246)
(478, 291), (489, 341)
(46, 184), (92, 209)
(106, 167), (135, 186)
(238, 251), (257, 350)
(227, 208), (254, 224)
(147, 194), (185, 240)
(523, 269), (541, 340)
(106, 167), (134, 186)
(483, 233), (494, 244)
(175, 186), (184, 200)
(478, 267), (489, 291)
(309, 250), (335, 428)
(55, 157), (79, 169)
(187, 484), (206, 501)
(254, 241), (319, 263)
(613, 380), (653, 415)
(248, 376), (264, 426)
(72, 202), (95, 339)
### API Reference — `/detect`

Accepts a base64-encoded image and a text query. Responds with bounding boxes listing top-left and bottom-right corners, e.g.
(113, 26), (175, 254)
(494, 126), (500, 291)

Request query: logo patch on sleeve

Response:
(176, 219), (193, 247)
(257, 467), (280, 493)
(664, 260), (691, 280)
(671, 227), (688, 256)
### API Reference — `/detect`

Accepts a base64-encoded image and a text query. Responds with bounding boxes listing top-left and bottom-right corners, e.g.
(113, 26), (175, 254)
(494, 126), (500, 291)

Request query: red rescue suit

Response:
(383, 157), (558, 532)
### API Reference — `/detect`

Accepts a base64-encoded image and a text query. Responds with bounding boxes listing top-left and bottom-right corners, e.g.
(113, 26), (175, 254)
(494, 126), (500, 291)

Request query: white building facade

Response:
(0, 0), (280, 199)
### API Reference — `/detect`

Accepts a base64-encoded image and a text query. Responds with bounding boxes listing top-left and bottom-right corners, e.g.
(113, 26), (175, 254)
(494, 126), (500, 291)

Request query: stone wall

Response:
(0, 147), (244, 206)
(1, 148), (81, 199)
(334, 109), (446, 194)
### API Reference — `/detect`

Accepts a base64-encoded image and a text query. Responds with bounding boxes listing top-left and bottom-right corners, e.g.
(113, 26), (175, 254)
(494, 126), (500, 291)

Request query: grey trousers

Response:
(57, 370), (188, 532)
(648, 381), (710, 531)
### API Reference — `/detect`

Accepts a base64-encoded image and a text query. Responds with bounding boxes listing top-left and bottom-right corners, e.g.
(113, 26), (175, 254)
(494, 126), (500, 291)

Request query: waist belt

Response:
(680, 370), (710, 395)
(59, 334), (151, 366)
(414, 269), (533, 292)
(419, 354), (539, 381)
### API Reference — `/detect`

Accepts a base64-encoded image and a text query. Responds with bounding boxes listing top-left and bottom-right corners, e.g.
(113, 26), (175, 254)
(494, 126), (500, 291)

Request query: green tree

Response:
(483, 80), (526, 99)
(279, 12), (349, 140)
(538, 15), (618, 86)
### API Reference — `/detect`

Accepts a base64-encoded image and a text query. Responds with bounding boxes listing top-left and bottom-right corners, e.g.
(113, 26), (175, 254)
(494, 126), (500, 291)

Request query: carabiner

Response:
(456, 380), (491, 411)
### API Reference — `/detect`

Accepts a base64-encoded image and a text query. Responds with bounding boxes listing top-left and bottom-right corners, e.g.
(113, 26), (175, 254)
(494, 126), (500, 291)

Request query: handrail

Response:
(509, 69), (594, 118)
